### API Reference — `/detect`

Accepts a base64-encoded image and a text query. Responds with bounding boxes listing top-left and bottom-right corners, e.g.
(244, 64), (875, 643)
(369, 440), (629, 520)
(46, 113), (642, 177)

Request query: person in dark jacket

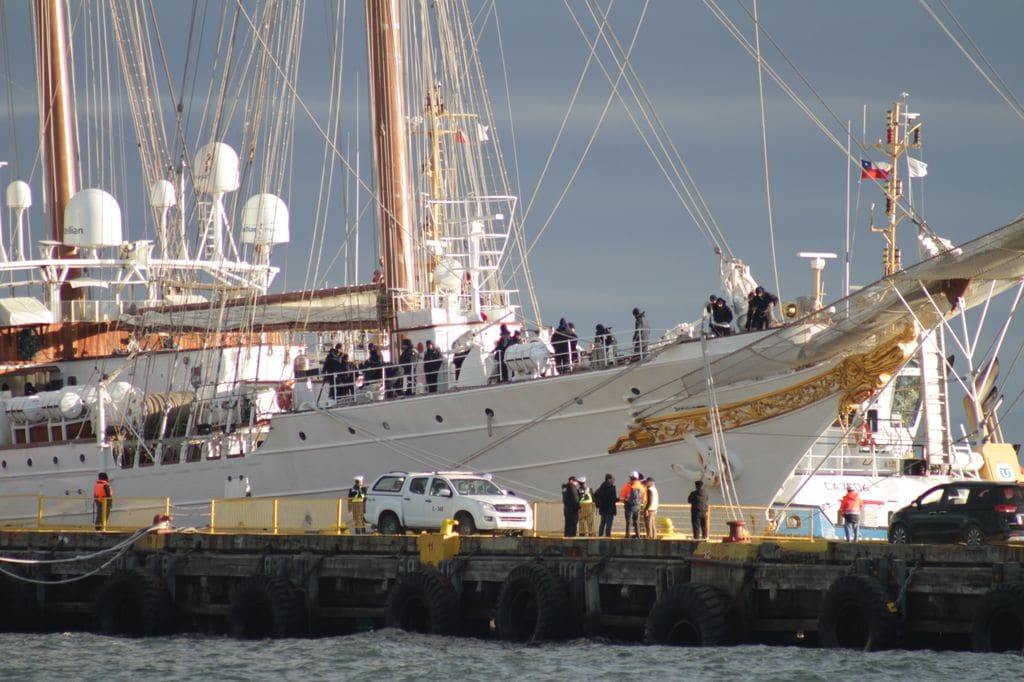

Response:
(551, 318), (572, 373)
(709, 297), (734, 337)
(422, 340), (444, 393)
(493, 324), (514, 382)
(337, 352), (357, 398)
(632, 307), (650, 358)
(561, 475), (581, 537)
(398, 338), (419, 396)
(360, 343), (385, 385)
(688, 480), (709, 539)
(321, 344), (344, 399)
(594, 473), (618, 537)
(745, 286), (779, 331)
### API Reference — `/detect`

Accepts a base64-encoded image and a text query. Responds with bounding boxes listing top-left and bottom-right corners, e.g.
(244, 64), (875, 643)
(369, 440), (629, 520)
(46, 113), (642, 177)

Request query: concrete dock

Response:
(2, 526), (1023, 652)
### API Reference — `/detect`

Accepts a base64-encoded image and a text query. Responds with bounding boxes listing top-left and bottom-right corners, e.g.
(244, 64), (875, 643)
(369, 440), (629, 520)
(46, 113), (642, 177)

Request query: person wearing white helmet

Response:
(347, 475), (367, 534)
(576, 475), (595, 537)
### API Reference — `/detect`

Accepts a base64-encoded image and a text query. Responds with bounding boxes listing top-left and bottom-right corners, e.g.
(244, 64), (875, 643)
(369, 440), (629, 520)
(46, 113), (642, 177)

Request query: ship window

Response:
(382, 422), (390, 430)
(299, 432), (307, 441)
(52, 456), (58, 465)
(186, 444), (202, 463)
(891, 375), (922, 430)
(348, 427), (356, 435)
(1, 460), (5, 469)
(79, 454), (85, 463)
(27, 458), (32, 467)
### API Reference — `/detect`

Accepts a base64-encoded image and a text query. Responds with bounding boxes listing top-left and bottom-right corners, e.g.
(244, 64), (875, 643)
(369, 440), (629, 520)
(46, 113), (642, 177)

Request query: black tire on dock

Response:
(971, 582), (1024, 653)
(228, 575), (307, 639)
(644, 583), (738, 646)
(494, 563), (569, 642)
(0, 574), (40, 632)
(817, 574), (900, 651)
(385, 568), (460, 635)
(94, 569), (175, 637)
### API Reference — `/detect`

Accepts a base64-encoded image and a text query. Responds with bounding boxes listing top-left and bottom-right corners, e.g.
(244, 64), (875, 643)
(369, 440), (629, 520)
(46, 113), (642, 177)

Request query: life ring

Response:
(0, 574), (39, 632)
(817, 574), (900, 650)
(970, 582), (1024, 653)
(494, 563), (569, 642)
(384, 568), (460, 635)
(644, 583), (739, 646)
(228, 575), (306, 638)
(275, 381), (294, 411)
(94, 569), (175, 636)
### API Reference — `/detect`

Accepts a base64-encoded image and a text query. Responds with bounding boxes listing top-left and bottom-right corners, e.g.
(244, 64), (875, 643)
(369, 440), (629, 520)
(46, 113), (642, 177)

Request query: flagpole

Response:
(844, 121), (851, 299)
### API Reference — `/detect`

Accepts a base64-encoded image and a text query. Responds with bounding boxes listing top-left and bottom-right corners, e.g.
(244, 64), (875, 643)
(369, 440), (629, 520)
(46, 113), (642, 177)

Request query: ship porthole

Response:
(575, 398), (583, 405)
(382, 422), (391, 430)
(299, 432), (307, 441)
(786, 515), (802, 529)
(435, 415), (443, 423)
(52, 456), (59, 465)
(1, 460), (6, 469)
(485, 408), (494, 417)
(79, 454), (86, 463)
(630, 387), (640, 396)
(348, 427), (356, 435)
(27, 458), (33, 467)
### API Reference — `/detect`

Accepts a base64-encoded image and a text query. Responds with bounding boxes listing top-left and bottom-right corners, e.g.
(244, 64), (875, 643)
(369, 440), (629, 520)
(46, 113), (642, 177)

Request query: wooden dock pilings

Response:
(1, 528), (1023, 651)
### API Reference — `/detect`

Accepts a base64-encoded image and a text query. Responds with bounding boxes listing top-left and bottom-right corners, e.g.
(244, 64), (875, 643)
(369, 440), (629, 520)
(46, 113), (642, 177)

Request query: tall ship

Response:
(0, 2), (1021, 522)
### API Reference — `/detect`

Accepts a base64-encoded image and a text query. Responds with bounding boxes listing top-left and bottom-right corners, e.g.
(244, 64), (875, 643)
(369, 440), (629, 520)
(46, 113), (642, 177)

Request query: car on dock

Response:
(365, 471), (534, 535)
(887, 481), (1024, 545)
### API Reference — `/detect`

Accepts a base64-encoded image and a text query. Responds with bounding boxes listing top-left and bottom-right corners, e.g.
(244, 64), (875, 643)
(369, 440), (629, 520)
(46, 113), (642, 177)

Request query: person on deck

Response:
(321, 344), (344, 399)
(422, 340), (444, 393)
(594, 473), (618, 537)
(398, 338), (419, 396)
(337, 352), (357, 398)
(562, 475), (581, 537)
(360, 343), (385, 387)
(709, 297), (734, 336)
(688, 480), (709, 540)
(93, 472), (112, 530)
(619, 471), (646, 539)
(551, 318), (572, 374)
(745, 286), (779, 331)
(643, 477), (659, 539)
(839, 486), (864, 542)
(577, 476), (595, 537)
(632, 307), (650, 358)
(348, 475), (367, 534)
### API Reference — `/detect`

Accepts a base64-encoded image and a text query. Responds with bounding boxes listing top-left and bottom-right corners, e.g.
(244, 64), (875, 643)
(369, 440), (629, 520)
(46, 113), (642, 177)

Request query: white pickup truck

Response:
(365, 471), (534, 535)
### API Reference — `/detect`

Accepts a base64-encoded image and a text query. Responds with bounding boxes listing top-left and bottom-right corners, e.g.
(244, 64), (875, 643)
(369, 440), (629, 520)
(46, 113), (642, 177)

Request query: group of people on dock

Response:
(561, 471), (661, 539)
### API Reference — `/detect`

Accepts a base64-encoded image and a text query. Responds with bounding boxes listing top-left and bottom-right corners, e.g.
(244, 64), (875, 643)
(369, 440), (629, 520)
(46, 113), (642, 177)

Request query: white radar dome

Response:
(194, 142), (240, 194)
(6, 180), (32, 209)
(63, 189), (123, 247)
(150, 179), (177, 210)
(240, 193), (290, 245)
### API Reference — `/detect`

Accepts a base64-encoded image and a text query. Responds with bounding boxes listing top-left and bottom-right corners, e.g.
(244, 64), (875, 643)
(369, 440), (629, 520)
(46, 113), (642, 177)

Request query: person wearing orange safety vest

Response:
(838, 486), (864, 543)
(93, 472), (112, 530)
(619, 471), (646, 539)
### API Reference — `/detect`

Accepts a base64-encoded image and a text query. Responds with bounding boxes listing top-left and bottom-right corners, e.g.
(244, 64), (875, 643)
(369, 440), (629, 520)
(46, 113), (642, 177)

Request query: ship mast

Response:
(870, 96), (922, 276)
(366, 0), (414, 313)
(35, 0), (81, 311)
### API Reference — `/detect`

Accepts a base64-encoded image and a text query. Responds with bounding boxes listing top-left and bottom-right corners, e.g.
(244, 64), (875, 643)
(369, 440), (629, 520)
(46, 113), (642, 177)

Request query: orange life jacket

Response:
(94, 479), (111, 500)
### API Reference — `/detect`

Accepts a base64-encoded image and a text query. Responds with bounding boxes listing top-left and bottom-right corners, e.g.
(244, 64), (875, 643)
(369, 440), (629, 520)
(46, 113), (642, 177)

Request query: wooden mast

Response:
(35, 0), (80, 311)
(366, 0), (414, 319)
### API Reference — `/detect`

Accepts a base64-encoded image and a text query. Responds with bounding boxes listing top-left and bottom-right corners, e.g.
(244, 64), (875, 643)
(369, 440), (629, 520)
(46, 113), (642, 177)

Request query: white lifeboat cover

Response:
(0, 297), (54, 325)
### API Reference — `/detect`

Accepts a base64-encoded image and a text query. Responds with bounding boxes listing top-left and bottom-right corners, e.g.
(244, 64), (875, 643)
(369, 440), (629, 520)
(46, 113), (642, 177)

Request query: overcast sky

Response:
(2, 1), (1023, 442)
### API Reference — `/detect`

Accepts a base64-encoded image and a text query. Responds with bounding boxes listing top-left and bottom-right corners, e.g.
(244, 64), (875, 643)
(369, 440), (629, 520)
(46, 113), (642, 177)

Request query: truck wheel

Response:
(454, 511), (477, 535)
(378, 512), (403, 535)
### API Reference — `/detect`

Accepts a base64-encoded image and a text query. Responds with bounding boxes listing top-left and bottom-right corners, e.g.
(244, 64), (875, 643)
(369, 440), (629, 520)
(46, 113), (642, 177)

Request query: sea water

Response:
(1, 631), (1022, 681)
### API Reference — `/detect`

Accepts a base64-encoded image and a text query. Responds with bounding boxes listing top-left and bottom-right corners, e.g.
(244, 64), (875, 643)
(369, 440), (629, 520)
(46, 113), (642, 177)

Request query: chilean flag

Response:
(860, 159), (892, 180)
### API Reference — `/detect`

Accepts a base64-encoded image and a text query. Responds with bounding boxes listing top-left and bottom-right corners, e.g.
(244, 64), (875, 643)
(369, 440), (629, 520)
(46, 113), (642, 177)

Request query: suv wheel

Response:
(888, 522), (909, 544)
(454, 511), (477, 535)
(378, 512), (403, 535)
(964, 523), (985, 546)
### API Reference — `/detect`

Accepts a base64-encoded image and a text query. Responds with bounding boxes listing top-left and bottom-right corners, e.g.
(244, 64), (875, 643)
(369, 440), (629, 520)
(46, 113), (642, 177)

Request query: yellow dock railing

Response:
(0, 495), (816, 540)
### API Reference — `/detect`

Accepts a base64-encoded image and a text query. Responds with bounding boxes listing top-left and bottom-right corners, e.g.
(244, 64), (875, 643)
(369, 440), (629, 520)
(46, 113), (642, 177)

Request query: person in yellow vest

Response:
(643, 477), (659, 539)
(347, 475), (367, 534)
(577, 476), (595, 537)
(93, 472), (112, 530)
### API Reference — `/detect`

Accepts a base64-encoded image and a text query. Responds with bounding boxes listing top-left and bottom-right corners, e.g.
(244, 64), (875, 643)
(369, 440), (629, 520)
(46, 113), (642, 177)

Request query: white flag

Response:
(907, 157), (928, 178)
(476, 123), (490, 143)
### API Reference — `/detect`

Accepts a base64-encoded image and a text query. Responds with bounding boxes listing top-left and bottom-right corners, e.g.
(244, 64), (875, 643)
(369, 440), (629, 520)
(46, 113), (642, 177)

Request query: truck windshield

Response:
(451, 478), (504, 496)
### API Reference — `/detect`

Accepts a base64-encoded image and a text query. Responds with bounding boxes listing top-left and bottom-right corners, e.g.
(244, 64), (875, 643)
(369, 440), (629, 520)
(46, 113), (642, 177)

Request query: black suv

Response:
(888, 481), (1024, 545)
